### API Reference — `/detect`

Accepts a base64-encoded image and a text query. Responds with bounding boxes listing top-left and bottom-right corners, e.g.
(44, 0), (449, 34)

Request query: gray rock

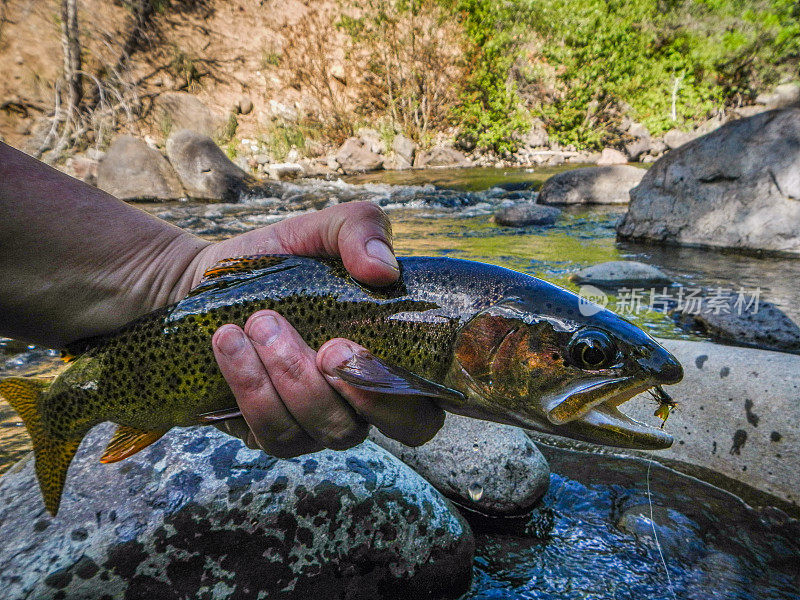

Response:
(670, 295), (800, 354)
(624, 339), (800, 509)
(97, 136), (184, 201)
(521, 120), (549, 148)
(358, 128), (383, 155)
(335, 137), (384, 174)
(493, 202), (562, 227)
(166, 129), (252, 202)
(538, 165), (645, 205)
(569, 260), (671, 287)
(663, 128), (698, 150)
(0, 425), (474, 600)
(625, 136), (652, 162)
(755, 82), (800, 109)
(392, 134), (417, 166)
(596, 148), (627, 166)
(415, 145), (471, 168)
(370, 414), (550, 515)
(156, 92), (225, 138)
(617, 108), (800, 254)
(267, 162), (303, 181)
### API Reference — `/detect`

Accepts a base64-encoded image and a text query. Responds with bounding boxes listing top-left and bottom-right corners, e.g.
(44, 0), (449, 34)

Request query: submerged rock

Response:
(370, 414), (550, 515)
(670, 295), (800, 354)
(569, 260), (672, 288)
(538, 165), (645, 205)
(617, 107), (800, 254)
(166, 130), (252, 202)
(493, 202), (561, 227)
(0, 426), (474, 600)
(97, 136), (184, 201)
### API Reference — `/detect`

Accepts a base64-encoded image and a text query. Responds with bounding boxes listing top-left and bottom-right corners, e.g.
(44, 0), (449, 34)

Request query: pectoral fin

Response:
(198, 408), (243, 423)
(334, 352), (465, 403)
(100, 426), (167, 464)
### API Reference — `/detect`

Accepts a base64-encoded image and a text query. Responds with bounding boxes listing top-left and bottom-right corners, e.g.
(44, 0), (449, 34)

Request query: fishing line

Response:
(647, 459), (677, 600)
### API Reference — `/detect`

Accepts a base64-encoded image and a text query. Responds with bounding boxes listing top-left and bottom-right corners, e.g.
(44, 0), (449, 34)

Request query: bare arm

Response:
(0, 142), (442, 454)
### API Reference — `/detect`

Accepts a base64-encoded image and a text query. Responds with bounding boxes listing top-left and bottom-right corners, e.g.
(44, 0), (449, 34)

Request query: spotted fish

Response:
(0, 255), (683, 515)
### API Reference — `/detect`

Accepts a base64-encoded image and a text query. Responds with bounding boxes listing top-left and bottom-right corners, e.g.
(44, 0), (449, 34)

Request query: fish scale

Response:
(0, 255), (683, 515)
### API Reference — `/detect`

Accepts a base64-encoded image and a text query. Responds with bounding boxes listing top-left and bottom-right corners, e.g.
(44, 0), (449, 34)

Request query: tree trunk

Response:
(61, 0), (82, 112)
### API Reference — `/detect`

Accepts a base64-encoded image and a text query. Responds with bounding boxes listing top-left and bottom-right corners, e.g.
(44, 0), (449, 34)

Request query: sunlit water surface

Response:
(2, 166), (799, 598)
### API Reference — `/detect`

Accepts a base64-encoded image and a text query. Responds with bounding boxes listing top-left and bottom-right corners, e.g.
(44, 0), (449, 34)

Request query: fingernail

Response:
(217, 327), (246, 357)
(321, 343), (356, 376)
(366, 238), (399, 271)
(249, 314), (280, 346)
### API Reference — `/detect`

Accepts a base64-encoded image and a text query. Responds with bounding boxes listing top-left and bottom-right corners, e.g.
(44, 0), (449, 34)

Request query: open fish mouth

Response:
(543, 378), (674, 450)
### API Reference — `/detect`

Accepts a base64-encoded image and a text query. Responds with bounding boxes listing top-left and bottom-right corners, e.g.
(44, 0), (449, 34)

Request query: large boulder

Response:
(97, 136), (184, 201)
(0, 425), (474, 600)
(415, 145), (470, 168)
(617, 108), (800, 254)
(370, 414), (550, 515)
(392, 134), (417, 168)
(156, 92), (226, 138)
(166, 129), (252, 202)
(627, 340), (800, 511)
(335, 137), (384, 174)
(596, 148), (627, 166)
(538, 165), (645, 205)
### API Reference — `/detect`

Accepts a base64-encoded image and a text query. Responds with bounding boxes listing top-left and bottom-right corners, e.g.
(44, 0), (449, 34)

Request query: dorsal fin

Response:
(188, 255), (299, 297)
(100, 425), (168, 464)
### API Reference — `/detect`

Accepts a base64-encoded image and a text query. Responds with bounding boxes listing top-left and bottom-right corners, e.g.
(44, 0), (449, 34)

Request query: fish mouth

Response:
(542, 377), (673, 450)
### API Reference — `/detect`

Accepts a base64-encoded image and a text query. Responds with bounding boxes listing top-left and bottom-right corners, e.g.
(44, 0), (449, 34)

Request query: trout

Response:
(0, 255), (683, 515)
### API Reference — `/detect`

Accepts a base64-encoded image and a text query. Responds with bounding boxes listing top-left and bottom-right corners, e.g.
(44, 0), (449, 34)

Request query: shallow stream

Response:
(2, 166), (799, 598)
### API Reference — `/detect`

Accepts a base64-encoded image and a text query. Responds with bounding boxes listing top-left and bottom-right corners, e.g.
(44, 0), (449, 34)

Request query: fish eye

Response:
(568, 330), (617, 370)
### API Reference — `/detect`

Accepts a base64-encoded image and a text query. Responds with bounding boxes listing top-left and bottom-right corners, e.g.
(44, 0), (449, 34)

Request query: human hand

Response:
(201, 202), (445, 457)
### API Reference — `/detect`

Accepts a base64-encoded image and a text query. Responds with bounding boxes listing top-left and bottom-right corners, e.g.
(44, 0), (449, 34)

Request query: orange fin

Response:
(0, 377), (81, 516)
(60, 351), (76, 363)
(100, 426), (167, 464)
(188, 255), (298, 297)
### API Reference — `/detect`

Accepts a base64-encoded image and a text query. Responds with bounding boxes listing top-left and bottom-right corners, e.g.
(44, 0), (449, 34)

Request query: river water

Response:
(1, 166), (799, 598)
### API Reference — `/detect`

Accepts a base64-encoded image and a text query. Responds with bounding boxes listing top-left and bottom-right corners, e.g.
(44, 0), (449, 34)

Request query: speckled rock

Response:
(670, 295), (800, 354)
(166, 129), (253, 202)
(370, 414), (550, 515)
(538, 165), (645, 205)
(493, 203), (562, 227)
(568, 260), (672, 288)
(624, 340), (800, 509)
(0, 425), (474, 600)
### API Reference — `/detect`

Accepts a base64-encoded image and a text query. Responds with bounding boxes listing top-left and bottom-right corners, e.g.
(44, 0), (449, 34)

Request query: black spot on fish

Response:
(695, 355), (708, 369)
(712, 441), (717, 454)
(730, 429), (747, 455)
(70, 527), (88, 541)
(744, 399), (759, 427)
(719, 366), (730, 378)
(34, 518), (50, 532)
(303, 458), (318, 474)
(105, 539), (148, 580)
(182, 436), (209, 454)
(771, 431), (782, 442)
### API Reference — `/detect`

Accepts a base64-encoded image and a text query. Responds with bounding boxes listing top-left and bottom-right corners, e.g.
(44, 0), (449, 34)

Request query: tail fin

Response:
(0, 378), (80, 516)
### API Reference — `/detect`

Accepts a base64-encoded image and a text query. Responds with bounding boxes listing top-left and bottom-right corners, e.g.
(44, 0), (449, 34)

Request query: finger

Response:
(244, 311), (369, 450)
(212, 324), (322, 457)
(317, 339), (446, 446)
(270, 201), (399, 286)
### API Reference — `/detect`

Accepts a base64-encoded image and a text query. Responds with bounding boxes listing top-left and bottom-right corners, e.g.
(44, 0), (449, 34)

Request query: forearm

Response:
(0, 143), (209, 347)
